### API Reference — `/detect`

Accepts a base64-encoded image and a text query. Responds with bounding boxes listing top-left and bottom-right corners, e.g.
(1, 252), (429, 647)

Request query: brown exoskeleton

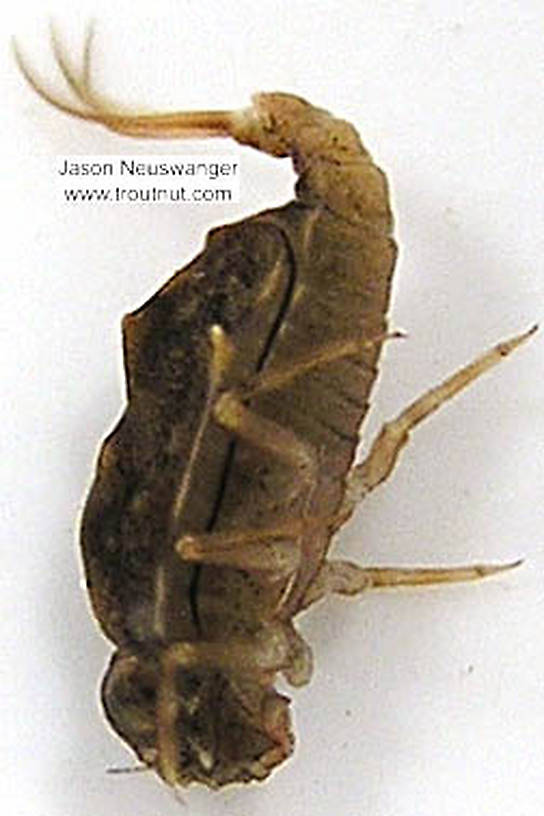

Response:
(15, 27), (536, 790)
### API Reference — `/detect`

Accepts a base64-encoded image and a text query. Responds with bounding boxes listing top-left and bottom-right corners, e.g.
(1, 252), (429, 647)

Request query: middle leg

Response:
(299, 557), (522, 611)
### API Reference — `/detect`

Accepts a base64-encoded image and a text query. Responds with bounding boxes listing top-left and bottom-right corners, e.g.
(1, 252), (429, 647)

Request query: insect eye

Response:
(101, 652), (159, 743)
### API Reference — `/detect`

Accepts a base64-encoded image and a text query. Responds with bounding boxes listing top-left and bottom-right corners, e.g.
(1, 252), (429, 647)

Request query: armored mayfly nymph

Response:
(15, 27), (536, 790)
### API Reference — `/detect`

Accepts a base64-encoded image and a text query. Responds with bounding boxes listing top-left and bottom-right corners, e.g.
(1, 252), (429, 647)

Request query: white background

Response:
(3, 2), (544, 815)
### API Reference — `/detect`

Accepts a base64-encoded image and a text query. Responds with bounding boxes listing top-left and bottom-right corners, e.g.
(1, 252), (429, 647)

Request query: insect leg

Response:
(206, 322), (319, 488)
(235, 333), (402, 400)
(213, 391), (318, 486)
(299, 558), (522, 610)
(339, 325), (537, 519)
(176, 525), (303, 575)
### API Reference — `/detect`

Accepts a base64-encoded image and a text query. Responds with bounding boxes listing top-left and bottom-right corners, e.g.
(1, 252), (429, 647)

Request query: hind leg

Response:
(339, 325), (536, 520)
(299, 558), (522, 611)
